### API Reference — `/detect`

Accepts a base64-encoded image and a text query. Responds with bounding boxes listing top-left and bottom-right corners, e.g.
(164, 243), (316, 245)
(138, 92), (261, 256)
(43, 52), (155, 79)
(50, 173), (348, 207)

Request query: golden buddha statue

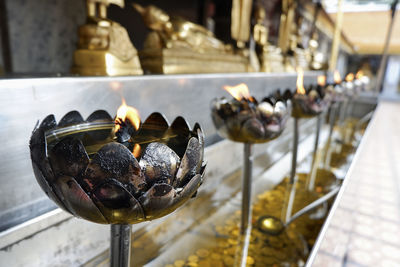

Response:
(72, 0), (142, 76)
(285, 17), (309, 71)
(133, 4), (247, 74)
(253, 6), (285, 73)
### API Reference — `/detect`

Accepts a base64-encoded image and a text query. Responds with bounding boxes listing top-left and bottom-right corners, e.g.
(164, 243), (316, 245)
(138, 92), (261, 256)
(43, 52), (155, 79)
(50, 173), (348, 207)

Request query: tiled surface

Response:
(311, 101), (400, 267)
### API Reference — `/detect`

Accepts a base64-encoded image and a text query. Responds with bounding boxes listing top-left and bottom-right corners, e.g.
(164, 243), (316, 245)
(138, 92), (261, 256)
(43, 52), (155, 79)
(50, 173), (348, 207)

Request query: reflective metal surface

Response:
(0, 72), (322, 230)
(30, 111), (205, 224)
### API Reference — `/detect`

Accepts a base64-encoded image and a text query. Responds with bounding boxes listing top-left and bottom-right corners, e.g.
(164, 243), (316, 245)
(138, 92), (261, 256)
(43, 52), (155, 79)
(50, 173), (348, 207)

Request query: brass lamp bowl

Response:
(211, 95), (291, 143)
(29, 110), (205, 224)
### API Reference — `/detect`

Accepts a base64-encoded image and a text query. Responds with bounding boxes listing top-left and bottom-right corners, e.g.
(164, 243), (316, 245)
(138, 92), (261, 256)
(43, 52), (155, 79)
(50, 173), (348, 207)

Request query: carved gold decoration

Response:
(253, 6), (285, 73)
(133, 4), (248, 74)
(231, 0), (253, 48)
(72, 0), (142, 76)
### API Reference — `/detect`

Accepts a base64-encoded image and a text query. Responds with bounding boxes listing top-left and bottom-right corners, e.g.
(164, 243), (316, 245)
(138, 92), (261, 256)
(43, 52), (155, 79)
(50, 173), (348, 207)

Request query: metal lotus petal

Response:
(282, 89), (293, 101)
(92, 179), (145, 223)
(274, 101), (286, 116)
(171, 168), (205, 210)
(174, 137), (201, 187)
(165, 116), (191, 158)
(193, 124), (204, 170)
(49, 137), (89, 177)
(257, 101), (274, 118)
(58, 111), (84, 127)
(39, 114), (57, 132)
(138, 183), (175, 219)
(241, 118), (265, 142)
(139, 142), (180, 186)
(30, 128), (47, 164)
(86, 110), (113, 122)
(56, 175), (108, 224)
(134, 112), (169, 145)
(84, 143), (145, 195)
(31, 162), (70, 213)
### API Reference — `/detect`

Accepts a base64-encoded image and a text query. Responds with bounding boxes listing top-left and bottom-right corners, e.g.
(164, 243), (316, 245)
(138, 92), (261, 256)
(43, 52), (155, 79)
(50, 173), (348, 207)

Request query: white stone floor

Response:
(311, 101), (400, 267)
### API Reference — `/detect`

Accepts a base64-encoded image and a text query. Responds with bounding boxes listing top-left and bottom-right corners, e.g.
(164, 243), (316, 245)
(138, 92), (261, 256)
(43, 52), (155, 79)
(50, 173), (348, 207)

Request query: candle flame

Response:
(115, 99), (141, 133)
(223, 83), (252, 101)
(334, 70), (342, 84)
(345, 73), (354, 82)
(296, 67), (306, 94)
(317, 75), (326, 87)
(356, 70), (364, 79)
(133, 144), (141, 158)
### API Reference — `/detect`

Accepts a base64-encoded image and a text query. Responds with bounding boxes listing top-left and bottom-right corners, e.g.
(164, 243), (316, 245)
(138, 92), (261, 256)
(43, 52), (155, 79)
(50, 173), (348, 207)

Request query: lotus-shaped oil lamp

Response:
(211, 83), (291, 143)
(29, 102), (205, 267)
(211, 83), (291, 235)
(289, 68), (328, 119)
(275, 69), (332, 231)
(355, 70), (370, 91)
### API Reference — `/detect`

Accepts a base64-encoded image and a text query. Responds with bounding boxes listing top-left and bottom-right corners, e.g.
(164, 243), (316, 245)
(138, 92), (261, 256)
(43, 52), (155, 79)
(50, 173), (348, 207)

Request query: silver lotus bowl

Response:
(289, 88), (328, 118)
(29, 110), (206, 224)
(211, 95), (291, 143)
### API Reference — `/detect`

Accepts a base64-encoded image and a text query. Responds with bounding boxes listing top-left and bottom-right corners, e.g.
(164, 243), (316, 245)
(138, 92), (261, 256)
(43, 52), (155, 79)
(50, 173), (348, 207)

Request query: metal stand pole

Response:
(338, 98), (348, 126)
(324, 103), (338, 167)
(305, 114), (322, 191)
(282, 118), (299, 224)
(110, 224), (132, 267)
(240, 143), (253, 235)
(328, 103), (338, 142)
(290, 118), (299, 184)
(313, 114), (322, 157)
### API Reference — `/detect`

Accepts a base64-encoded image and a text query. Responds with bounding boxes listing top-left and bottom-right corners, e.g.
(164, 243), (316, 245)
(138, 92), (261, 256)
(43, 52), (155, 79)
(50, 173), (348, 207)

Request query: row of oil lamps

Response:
(29, 70), (367, 266)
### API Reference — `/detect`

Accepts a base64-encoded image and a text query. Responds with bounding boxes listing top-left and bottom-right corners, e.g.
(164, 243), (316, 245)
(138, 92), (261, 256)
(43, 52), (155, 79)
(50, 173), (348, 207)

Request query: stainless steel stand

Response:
(313, 114), (322, 157)
(290, 118), (299, 184)
(324, 103), (339, 167)
(283, 118), (299, 224)
(305, 114), (322, 191)
(110, 224), (132, 267)
(241, 143), (253, 235)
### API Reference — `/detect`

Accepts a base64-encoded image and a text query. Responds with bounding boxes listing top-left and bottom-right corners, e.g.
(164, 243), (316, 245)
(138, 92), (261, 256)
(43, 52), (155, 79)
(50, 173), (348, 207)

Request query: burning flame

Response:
(334, 70), (342, 84)
(133, 144), (141, 158)
(345, 73), (354, 82)
(296, 67), (306, 94)
(115, 99), (142, 158)
(223, 83), (252, 101)
(317, 75), (326, 87)
(356, 70), (364, 79)
(115, 99), (141, 132)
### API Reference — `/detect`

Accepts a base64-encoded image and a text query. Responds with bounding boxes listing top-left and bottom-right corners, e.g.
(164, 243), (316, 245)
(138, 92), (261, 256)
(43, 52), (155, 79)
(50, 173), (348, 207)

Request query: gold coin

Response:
(217, 240), (229, 248)
(228, 238), (238, 245)
(210, 253), (221, 260)
(186, 262), (198, 267)
(174, 260), (185, 267)
(223, 247), (236, 255)
(165, 265), (174, 267)
(210, 259), (224, 267)
(223, 256), (235, 266)
(196, 249), (210, 258)
(231, 229), (239, 236)
(188, 255), (199, 262)
(246, 256), (255, 265)
(275, 250), (286, 260)
(197, 260), (211, 267)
